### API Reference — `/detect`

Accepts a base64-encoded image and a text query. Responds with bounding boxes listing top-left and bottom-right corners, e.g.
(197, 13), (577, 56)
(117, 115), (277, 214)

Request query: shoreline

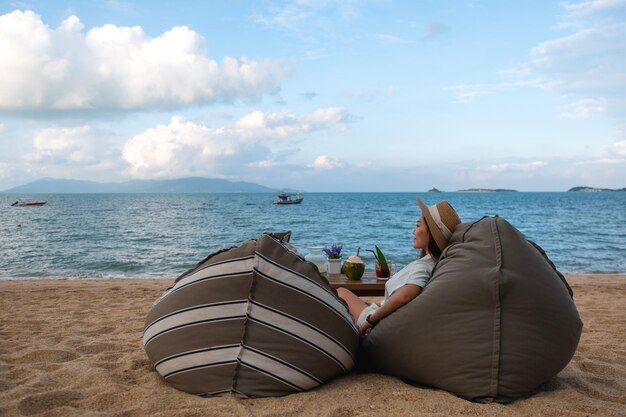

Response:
(1, 272), (625, 281)
(1, 275), (625, 416)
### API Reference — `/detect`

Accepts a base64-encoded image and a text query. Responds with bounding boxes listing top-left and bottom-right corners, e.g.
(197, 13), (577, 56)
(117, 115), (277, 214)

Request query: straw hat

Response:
(417, 198), (461, 252)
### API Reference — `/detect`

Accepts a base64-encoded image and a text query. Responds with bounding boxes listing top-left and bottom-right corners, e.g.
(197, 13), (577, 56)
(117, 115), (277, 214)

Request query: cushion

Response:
(143, 232), (358, 398)
(362, 216), (583, 403)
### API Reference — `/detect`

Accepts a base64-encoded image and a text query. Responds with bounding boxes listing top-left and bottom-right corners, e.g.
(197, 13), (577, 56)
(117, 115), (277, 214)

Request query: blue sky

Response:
(0, 0), (624, 191)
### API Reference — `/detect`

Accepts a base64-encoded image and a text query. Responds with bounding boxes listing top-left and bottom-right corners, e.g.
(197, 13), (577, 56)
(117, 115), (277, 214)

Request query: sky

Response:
(0, 0), (625, 192)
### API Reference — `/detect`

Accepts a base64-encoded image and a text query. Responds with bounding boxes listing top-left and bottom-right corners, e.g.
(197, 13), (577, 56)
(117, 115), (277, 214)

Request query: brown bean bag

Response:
(363, 216), (582, 403)
(143, 232), (358, 398)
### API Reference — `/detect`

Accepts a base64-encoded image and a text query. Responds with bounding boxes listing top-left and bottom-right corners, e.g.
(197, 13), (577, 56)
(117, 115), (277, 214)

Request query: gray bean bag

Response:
(144, 232), (359, 398)
(363, 216), (582, 403)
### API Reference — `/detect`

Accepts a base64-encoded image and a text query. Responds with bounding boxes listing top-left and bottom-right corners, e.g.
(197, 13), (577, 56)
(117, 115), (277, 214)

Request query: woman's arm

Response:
(359, 284), (422, 335)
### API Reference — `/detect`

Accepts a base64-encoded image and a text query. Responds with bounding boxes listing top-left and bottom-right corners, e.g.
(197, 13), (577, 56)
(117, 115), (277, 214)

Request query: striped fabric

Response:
(143, 233), (359, 398)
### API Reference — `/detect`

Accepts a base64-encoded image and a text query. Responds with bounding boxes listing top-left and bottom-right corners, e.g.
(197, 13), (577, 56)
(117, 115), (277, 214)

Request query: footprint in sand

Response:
(18, 390), (83, 416)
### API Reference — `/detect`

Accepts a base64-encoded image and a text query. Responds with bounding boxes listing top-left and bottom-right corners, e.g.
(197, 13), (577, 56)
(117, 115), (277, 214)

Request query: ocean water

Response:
(1, 192), (625, 279)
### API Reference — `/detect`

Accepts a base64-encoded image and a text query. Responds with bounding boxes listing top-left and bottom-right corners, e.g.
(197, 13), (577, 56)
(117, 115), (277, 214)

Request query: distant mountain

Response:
(568, 186), (626, 192)
(1, 177), (277, 193)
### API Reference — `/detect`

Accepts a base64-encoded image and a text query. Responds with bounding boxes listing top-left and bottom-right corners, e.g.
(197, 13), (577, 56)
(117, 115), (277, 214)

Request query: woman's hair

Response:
(421, 221), (443, 260)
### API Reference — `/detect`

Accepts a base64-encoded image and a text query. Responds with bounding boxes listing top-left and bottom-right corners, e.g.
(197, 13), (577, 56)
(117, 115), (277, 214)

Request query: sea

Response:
(1, 192), (625, 279)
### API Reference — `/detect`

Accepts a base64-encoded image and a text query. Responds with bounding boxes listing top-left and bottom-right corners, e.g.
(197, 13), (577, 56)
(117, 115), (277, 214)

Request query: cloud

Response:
(478, 161), (548, 172)
(10, 124), (124, 183)
(311, 155), (344, 170)
(235, 107), (350, 137)
(0, 10), (288, 113)
(577, 136), (626, 164)
(24, 125), (115, 165)
(561, 0), (626, 19)
(251, 0), (362, 44)
(508, 3), (626, 118)
(372, 33), (410, 45)
(122, 108), (351, 178)
(611, 139), (626, 156)
(247, 160), (281, 168)
(446, 85), (493, 104)
(0, 162), (10, 178)
(449, 1), (626, 123)
(560, 97), (607, 118)
(253, 0), (360, 31)
(575, 157), (625, 165)
(445, 81), (528, 104)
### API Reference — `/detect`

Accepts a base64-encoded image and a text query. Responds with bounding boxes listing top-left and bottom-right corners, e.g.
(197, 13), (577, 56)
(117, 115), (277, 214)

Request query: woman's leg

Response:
(337, 287), (368, 324)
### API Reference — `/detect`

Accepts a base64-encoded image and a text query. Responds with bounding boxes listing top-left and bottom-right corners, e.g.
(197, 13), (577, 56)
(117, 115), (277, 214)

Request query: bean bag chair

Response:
(143, 232), (359, 398)
(362, 216), (582, 403)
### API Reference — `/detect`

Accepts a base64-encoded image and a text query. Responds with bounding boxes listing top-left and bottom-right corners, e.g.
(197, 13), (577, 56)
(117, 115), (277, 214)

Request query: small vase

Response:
(327, 258), (342, 275)
(305, 247), (327, 275)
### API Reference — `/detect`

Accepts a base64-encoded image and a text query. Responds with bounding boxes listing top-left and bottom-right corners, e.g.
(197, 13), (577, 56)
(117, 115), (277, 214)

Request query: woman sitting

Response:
(338, 198), (461, 335)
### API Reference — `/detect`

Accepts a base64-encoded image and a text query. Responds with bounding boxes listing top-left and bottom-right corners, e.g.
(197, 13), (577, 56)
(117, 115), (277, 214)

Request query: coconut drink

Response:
(343, 255), (365, 280)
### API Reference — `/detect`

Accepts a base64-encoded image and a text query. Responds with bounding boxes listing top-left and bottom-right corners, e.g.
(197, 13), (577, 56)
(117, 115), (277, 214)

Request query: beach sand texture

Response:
(1, 275), (625, 417)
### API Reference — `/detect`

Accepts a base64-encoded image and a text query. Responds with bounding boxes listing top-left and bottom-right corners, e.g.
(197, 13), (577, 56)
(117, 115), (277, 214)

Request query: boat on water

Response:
(11, 201), (47, 207)
(272, 193), (303, 205)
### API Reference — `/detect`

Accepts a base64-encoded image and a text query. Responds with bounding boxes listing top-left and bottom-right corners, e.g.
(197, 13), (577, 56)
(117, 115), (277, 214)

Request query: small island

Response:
(457, 188), (518, 192)
(568, 186), (626, 192)
(427, 187), (442, 192)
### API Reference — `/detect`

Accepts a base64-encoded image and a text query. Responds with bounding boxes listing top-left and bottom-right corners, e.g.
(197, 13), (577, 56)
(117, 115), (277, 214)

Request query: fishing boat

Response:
(272, 193), (303, 205)
(11, 201), (47, 207)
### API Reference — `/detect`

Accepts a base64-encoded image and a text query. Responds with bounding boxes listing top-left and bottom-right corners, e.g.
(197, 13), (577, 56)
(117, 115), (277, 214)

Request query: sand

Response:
(1, 275), (625, 417)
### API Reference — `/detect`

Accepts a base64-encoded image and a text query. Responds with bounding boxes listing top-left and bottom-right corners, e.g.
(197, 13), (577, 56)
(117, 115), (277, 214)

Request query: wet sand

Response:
(1, 275), (625, 416)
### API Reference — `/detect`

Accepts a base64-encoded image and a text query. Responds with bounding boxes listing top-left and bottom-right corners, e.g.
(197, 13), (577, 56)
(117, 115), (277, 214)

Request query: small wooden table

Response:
(327, 271), (386, 296)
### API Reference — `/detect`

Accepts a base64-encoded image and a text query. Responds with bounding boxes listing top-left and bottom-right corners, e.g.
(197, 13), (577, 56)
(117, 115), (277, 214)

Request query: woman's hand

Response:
(359, 285), (422, 336)
(359, 320), (373, 336)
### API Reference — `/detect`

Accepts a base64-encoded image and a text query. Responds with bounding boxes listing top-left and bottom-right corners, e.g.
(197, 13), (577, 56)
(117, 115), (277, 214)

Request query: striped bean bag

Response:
(143, 233), (359, 398)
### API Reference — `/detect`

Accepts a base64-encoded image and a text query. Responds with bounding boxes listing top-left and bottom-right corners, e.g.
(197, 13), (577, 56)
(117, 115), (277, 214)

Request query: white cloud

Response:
(510, 6), (626, 116)
(446, 81), (529, 104)
(560, 97), (607, 119)
(561, 0), (626, 18)
(311, 155), (344, 170)
(247, 160), (284, 168)
(123, 108), (351, 178)
(10, 124), (123, 183)
(0, 162), (10, 178)
(372, 33), (410, 45)
(612, 140), (626, 156)
(0, 10), (287, 112)
(24, 125), (114, 165)
(480, 161), (548, 172)
(253, 0), (360, 30)
(575, 157), (625, 165)
(578, 137), (626, 164)
(450, 1), (626, 122)
(251, 0), (361, 43)
(0, 123), (6, 134)
(447, 85), (492, 104)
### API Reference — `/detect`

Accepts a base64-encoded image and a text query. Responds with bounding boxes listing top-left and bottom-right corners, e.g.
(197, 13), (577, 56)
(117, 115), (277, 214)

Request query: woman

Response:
(338, 198), (461, 336)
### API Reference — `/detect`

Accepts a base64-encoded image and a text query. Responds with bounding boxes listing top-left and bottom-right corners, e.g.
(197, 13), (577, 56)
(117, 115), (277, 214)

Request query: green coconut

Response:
(343, 255), (365, 280)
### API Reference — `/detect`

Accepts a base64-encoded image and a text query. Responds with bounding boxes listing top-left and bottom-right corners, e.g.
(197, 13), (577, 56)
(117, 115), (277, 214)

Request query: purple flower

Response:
(323, 244), (343, 259)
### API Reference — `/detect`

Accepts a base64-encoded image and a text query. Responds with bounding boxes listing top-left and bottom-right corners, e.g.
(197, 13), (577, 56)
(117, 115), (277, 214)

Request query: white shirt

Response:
(383, 254), (435, 301)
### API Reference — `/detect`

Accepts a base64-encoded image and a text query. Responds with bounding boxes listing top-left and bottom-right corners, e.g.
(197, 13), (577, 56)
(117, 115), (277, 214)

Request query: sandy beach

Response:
(1, 275), (625, 417)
